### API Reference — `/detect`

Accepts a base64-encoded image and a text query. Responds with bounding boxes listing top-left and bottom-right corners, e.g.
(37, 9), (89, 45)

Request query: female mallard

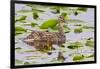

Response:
(23, 15), (66, 50)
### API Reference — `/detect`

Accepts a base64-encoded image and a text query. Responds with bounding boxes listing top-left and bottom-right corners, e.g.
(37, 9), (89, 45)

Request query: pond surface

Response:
(15, 4), (95, 65)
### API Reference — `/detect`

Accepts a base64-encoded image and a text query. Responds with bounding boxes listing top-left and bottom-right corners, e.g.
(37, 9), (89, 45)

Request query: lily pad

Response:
(83, 25), (94, 29)
(40, 19), (58, 29)
(85, 40), (94, 47)
(77, 7), (87, 12)
(24, 62), (30, 65)
(31, 22), (37, 27)
(15, 16), (27, 22)
(74, 28), (83, 33)
(68, 42), (83, 49)
(15, 47), (22, 50)
(73, 54), (84, 61)
(86, 54), (94, 58)
(33, 12), (39, 19)
(15, 26), (27, 35)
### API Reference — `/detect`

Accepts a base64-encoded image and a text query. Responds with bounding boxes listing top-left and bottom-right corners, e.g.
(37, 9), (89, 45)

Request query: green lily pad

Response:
(74, 24), (82, 26)
(31, 22), (37, 27)
(77, 7), (87, 12)
(85, 40), (94, 47)
(74, 28), (83, 33)
(15, 26), (27, 31)
(86, 54), (94, 58)
(68, 42), (83, 49)
(73, 54), (84, 61)
(24, 62), (30, 65)
(17, 10), (31, 13)
(15, 16), (27, 22)
(83, 25), (94, 29)
(40, 19), (58, 29)
(15, 47), (22, 50)
(33, 12), (39, 19)
(67, 19), (86, 24)
(15, 26), (27, 35)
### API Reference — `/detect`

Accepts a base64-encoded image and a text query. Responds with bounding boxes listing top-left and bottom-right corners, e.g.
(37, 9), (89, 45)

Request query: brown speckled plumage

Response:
(23, 15), (66, 50)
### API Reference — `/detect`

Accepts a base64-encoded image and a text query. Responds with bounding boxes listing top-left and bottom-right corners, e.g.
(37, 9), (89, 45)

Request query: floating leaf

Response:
(17, 10), (31, 13)
(77, 7), (87, 12)
(83, 25), (94, 29)
(15, 16), (27, 22)
(86, 54), (94, 58)
(15, 26), (27, 32)
(74, 28), (83, 33)
(73, 54), (84, 61)
(68, 42), (83, 49)
(87, 37), (93, 40)
(85, 40), (94, 47)
(31, 22), (37, 27)
(32, 8), (45, 12)
(74, 24), (82, 26)
(33, 12), (39, 19)
(40, 19), (58, 29)
(24, 62), (30, 65)
(15, 47), (22, 50)
(67, 19), (86, 23)
(38, 46), (53, 53)
(15, 26), (27, 35)
(24, 50), (34, 52)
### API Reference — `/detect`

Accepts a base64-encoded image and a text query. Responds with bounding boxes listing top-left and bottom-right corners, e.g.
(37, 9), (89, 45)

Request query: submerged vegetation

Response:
(15, 4), (95, 65)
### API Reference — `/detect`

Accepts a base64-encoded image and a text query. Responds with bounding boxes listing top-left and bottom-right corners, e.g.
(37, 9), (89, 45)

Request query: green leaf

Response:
(67, 19), (86, 23)
(83, 25), (94, 29)
(68, 42), (83, 49)
(40, 19), (58, 29)
(74, 28), (83, 33)
(15, 26), (27, 35)
(15, 16), (27, 22)
(73, 54), (84, 61)
(33, 12), (39, 19)
(24, 62), (30, 65)
(74, 24), (82, 26)
(17, 10), (31, 13)
(85, 40), (94, 47)
(32, 8), (44, 12)
(15, 26), (27, 31)
(15, 31), (25, 35)
(77, 7), (87, 12)
(31, 22), (37, 27)
(15, 47), (22, 50)
(86, 54), (94, 58)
